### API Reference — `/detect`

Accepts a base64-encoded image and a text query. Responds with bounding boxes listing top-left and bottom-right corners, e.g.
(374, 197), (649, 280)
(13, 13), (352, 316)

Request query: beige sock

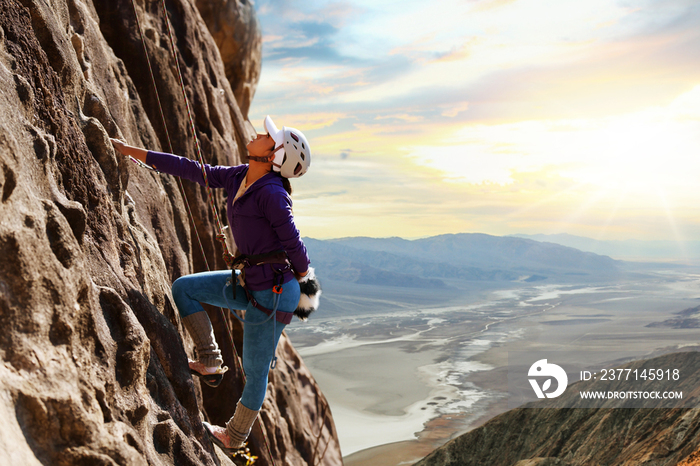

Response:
(226, 401), (259, 448)
(182, 312), (223, 368)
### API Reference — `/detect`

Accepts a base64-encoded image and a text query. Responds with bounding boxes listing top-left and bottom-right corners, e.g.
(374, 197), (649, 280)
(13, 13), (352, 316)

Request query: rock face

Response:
(415, 352), (700, 466)
(194, 0), (261, 117)
(0, 0), (341, 465)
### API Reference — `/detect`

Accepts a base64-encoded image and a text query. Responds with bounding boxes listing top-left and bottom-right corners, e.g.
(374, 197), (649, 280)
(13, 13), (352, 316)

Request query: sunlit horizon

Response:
(249, 0), (700, 243)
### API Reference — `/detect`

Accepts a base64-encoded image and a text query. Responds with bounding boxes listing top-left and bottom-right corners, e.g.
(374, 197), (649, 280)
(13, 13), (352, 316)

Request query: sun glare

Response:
(407, 85), (700, 203)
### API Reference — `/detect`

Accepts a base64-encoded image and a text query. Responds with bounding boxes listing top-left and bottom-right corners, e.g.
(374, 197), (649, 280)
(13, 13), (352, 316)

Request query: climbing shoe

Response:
(203, 422), (257, 465)
(188, 359), (228, 388)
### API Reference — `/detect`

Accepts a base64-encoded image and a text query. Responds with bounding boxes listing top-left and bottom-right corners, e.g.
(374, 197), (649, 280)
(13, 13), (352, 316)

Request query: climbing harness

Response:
(230, 252), (294, 323)
(223, 251), (293, 369)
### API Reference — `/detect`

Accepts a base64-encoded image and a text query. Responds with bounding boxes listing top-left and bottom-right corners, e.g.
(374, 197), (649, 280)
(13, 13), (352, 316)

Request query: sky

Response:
(248, 0), (700, 241)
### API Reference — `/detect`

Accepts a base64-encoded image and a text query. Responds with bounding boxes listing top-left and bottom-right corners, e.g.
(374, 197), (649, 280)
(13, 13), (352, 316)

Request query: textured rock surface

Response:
(0, 0), (341, 464)
(679, 449), (700, 466)
(195, 0), (261, 117)
(415, 352), (700, 466)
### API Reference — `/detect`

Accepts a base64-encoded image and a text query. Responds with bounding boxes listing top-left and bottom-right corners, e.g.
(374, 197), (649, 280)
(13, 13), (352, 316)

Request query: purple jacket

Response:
(147, 151), (310, 290)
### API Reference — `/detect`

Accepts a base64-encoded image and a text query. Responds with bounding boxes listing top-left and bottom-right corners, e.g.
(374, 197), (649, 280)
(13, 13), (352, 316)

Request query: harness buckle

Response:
(272, 285), (283, 294)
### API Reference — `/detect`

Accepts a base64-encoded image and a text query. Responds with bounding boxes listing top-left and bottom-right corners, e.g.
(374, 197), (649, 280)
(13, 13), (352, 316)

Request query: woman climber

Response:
(110, 116), (319, 456)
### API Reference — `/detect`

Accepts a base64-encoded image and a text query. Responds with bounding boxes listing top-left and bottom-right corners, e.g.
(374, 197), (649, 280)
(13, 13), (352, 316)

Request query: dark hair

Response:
(281, 176), (293, 195)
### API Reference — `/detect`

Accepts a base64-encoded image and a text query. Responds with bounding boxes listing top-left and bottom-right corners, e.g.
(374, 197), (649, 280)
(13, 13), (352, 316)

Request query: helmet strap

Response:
(249, 144), (284, 166)
(270, 144), (285, 169)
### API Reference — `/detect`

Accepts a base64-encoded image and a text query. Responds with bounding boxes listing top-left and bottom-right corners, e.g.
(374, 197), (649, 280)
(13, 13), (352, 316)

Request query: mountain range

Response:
(304, 233), (621, 288)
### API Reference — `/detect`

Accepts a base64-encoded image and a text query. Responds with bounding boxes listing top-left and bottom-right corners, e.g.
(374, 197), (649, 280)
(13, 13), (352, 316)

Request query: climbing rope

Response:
(158, 0), (234, 269)
(311, 401), (330, 466)
(129, 0), (277, 464)
(129, 0), (211, 273)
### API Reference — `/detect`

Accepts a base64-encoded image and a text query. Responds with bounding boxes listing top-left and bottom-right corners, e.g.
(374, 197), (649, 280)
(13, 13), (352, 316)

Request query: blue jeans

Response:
(171, 270), (300, 410)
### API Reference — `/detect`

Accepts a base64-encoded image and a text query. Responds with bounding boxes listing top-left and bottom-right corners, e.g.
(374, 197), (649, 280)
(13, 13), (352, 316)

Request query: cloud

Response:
(264, 40), (343, 63)
(429, 38), (481, 64)
(406, 86), (700, 193)
(441, 102), (470, 118)
(256, 0), (360, 64)
(293, 189), (347, 200)
(294, 153), (700, 240)
(374, 113), (424, 123)
(623, 0), (700, 36)
(251, 0), (700, 240)
(470, 0), (519, 13)
(444, 29), (700, 123)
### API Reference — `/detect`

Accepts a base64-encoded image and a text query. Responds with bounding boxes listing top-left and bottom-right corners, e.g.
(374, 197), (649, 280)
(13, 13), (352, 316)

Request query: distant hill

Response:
(304, 233), (620, 288)
(415, 351), (700, 466)
(514, 233), (700, 262)
(647, 305), (700, 329)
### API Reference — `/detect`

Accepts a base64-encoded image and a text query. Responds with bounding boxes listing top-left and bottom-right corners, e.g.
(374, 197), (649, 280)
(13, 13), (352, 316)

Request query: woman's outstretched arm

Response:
(110, 138), (244, 190)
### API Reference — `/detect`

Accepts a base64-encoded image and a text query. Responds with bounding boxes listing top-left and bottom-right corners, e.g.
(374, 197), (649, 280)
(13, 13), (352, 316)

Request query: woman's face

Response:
(247, 133), (275, 160)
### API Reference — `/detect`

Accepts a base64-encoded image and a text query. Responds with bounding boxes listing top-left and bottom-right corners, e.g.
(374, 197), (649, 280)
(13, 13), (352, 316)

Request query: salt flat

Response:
(285, 266), (700, 464)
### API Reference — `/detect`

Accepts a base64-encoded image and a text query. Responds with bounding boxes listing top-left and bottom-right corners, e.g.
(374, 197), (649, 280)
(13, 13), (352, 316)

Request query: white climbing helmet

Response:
(264, 115), (311, 178)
